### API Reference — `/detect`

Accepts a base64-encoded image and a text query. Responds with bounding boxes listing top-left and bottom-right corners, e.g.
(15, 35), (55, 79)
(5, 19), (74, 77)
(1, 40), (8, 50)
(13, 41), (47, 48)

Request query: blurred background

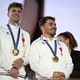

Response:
(0, 0), (80, 79)
(0, 0), (80, 50)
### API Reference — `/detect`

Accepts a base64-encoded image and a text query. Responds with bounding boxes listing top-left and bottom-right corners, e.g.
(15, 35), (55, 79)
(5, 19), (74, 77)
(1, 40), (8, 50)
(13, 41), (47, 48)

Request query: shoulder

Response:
(71, 50), (80, 60)
(57, 40), (67, 48)
(0, 25), (8, 33)
(0, 25), (7, 30)
(57, 40), (69, 53)
(71, 50), (80, 54)
(21, 29), (30, 38)
(31, 37), (42, 46)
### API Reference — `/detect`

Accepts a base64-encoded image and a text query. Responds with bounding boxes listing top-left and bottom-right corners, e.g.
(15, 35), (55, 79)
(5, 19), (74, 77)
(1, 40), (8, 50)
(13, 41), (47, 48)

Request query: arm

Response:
(22, 33), (30, 65)
(28, 42), (49, 77)
(61, 43), (73, 79)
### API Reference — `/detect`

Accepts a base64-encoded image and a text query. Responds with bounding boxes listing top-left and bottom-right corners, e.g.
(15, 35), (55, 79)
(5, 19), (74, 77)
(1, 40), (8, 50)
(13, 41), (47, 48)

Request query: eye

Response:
(18, 10), (22, 13)
(48, 22), (53, 26)
(48, 22), (56, 26)
(11, 9), (22, 13)
(12, 9), (16, 12)
(49, 23), (53, 26)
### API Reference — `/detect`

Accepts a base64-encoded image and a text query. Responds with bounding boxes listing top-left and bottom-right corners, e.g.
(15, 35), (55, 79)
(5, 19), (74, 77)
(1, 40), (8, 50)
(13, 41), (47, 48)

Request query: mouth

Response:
(51, 28), (57, 31)
(13, 14), (20, 18)
(14, 16), (20, 18)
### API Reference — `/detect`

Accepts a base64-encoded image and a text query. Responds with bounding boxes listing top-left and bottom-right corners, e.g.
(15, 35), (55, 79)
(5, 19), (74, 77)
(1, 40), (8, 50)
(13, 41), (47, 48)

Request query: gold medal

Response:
(12, 48), (19, 56)
(52, 56), (59, 63)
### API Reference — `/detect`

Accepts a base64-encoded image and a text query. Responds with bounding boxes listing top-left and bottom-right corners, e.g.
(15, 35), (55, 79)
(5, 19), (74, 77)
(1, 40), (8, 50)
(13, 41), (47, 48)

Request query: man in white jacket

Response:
(29, 16), (73, 80)
(0, 2), (30, 80)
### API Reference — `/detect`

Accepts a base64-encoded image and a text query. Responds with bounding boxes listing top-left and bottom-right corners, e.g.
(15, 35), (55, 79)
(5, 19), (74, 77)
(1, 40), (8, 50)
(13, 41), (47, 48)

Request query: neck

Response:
(9, 20), (20, 26)
(67, 45), (72, 54)
(43, 34), (54, 41)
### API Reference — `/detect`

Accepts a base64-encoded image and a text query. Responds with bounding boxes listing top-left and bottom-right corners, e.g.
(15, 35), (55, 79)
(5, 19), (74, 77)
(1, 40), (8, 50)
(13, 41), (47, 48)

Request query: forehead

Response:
(9, 7), (22, 11)
(58, 36), (65, 41)
(46, 19), (55, 23)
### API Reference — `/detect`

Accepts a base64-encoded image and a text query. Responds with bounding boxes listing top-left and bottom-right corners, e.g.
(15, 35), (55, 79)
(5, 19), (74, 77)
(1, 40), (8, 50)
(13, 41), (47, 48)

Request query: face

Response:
(58, 36), (69, 46)
(8, 7), (22, 23)
(41, 19), (57, 37)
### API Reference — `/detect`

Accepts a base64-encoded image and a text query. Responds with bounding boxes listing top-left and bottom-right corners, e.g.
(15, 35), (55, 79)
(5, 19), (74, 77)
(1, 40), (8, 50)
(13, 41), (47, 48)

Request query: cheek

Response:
(61, 39), (66, 43)
(63, 41), (67, 44)
(65, 41), (69, 46)
(7, 13), (10, 17)
(8, 12), (12, 18)
(59, 38), (66, 44)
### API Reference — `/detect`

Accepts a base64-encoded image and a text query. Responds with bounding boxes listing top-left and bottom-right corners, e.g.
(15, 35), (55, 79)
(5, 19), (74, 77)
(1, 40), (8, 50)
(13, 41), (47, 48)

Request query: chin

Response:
(52, 32), (56, 35)
(51, 34), (55, 37)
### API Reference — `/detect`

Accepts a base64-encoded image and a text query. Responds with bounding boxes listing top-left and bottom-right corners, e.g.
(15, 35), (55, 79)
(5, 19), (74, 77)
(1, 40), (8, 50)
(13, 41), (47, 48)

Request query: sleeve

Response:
(62, 43), (74, 79)
(0, 60), (11, 72)
(0, 27), (11, 71)
(22, 33), (31, 65)
(28, 42), (47, 77)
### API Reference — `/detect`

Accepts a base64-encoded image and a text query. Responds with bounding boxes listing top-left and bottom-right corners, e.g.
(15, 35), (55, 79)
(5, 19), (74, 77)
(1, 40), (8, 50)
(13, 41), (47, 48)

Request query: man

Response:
(29, 16), (73, 80)
(0, 2), (30, 80)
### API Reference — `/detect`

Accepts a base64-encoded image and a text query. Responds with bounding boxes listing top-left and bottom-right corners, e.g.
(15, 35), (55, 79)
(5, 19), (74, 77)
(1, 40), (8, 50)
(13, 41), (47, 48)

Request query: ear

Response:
(40, 26), (45, 34)
(40, 26), (44, 31)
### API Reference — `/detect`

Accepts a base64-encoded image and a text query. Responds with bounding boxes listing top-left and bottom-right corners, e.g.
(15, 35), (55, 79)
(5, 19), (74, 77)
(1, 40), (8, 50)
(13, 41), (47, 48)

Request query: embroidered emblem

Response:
(22, 33), (25, 47)
(59, 47), (63, 56)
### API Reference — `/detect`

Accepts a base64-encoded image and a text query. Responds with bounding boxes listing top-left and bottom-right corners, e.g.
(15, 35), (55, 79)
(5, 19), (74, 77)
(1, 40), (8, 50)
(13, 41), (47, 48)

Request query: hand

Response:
(9, 67), (19, 78)
(12, 58), (24, 69)
(52, 72), (65, 80)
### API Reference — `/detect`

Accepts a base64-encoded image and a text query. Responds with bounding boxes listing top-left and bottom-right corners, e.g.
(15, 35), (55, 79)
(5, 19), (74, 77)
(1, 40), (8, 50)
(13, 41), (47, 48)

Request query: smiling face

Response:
(8, 7), (22, 24)
(41, 19), (57, 38)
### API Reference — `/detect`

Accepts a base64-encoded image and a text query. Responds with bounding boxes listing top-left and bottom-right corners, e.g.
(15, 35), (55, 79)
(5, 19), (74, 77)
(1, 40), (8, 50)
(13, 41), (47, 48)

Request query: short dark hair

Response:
(39, 16), (55, 27)
(8, 2), (23, 12)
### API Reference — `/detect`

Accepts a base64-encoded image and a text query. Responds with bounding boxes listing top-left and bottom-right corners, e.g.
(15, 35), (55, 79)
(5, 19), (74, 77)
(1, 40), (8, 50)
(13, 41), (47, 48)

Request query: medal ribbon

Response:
(7, 24), (20, 49)
(44, 40), (57, 56)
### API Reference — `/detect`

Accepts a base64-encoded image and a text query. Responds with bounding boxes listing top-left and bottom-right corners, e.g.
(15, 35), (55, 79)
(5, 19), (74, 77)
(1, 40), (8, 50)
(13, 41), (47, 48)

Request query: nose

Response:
(13, 9), (21, 14)
(15, 10), (20, 14)
(52, 23), (56, 29)
(54, 23), (56, 26)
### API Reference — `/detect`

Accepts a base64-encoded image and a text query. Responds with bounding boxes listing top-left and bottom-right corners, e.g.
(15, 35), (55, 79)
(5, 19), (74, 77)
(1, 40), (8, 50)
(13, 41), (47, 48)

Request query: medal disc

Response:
(12, 48), (19, 56)
(52, 56), (59, 63)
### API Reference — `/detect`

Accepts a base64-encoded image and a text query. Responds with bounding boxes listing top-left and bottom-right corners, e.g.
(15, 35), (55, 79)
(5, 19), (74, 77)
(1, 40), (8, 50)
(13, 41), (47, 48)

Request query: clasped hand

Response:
(9, 58), (24, 78)
(52, 71), (65, 80)
(12, 58), (24, 69)
(9, 67), (19, 78)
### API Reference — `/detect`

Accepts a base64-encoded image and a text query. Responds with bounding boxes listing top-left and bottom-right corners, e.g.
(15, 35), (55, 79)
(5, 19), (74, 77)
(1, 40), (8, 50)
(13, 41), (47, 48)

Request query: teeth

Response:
(14, 16), (19, 18)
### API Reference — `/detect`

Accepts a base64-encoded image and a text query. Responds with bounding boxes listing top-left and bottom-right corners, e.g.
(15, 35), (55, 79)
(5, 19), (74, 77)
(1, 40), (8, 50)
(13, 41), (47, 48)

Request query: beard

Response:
(44, 28), (57, 37)
(50, 28), (56, 37)
(50, 32), (56, 37)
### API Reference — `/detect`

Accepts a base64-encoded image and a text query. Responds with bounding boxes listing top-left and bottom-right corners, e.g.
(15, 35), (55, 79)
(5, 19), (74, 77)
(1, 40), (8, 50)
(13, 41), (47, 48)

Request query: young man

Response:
(29, 16), (73, 80)
(0, 2), (30, 80)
